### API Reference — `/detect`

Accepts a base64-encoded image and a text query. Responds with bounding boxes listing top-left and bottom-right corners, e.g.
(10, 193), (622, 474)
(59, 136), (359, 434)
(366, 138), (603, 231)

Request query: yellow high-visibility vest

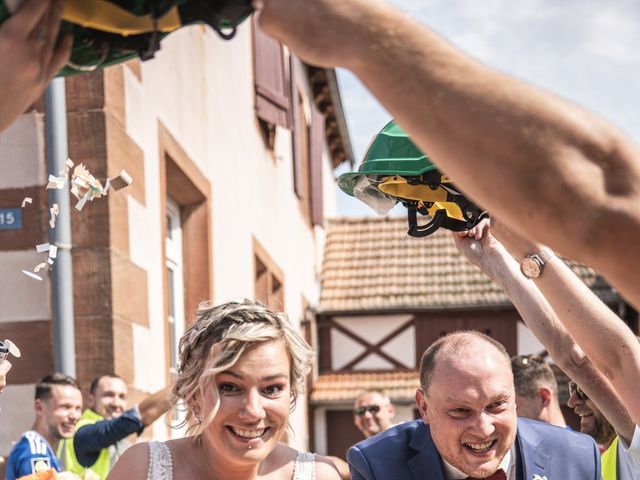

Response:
(601, 436), (619, 480)
(58, 409), (111, 480)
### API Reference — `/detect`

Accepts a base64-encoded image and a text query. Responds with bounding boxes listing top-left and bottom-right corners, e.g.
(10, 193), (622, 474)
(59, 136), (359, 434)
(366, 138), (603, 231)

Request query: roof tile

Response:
(319, 216), (618, 312)
(311, 370), (420, 403)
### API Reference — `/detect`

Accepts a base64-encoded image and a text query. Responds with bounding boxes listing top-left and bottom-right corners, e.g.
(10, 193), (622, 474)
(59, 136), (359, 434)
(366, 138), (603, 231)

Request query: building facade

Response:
(0, 19), (352, 461)
(311, 216), (629, 460)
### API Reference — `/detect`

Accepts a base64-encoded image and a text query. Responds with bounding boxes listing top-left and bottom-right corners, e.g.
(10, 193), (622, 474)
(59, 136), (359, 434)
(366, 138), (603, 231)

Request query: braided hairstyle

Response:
(172, 299), (314, 434)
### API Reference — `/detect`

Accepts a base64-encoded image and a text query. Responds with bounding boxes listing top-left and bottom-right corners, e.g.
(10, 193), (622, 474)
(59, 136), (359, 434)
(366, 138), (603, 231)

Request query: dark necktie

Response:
(466, 469), (507, 480)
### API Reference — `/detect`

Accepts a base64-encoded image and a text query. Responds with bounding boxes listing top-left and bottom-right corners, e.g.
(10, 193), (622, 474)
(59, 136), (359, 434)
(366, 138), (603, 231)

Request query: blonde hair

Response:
(172, 299), (314, 435)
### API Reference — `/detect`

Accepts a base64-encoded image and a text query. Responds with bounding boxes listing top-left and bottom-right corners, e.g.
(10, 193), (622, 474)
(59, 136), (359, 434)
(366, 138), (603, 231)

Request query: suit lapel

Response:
(515, 419), (550, 480)
(408, 422), (446, 480)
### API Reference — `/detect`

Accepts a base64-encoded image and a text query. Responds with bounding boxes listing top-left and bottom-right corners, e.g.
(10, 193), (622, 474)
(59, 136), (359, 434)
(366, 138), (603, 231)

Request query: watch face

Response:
(520, 257), (541, 278)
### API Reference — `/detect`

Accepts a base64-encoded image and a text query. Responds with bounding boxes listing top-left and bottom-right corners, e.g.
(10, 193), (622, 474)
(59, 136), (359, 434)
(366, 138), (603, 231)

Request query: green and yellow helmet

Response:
(338, 120), (487, 238)
(0, 0), (253, 75)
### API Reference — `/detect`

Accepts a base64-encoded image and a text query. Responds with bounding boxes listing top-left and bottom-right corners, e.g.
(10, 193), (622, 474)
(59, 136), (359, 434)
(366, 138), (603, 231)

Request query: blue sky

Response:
(335, 0), (640, 216)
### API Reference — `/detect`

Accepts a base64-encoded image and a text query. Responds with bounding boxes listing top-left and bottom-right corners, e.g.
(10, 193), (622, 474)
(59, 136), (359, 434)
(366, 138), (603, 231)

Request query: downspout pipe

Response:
(45, 77), (76, 377)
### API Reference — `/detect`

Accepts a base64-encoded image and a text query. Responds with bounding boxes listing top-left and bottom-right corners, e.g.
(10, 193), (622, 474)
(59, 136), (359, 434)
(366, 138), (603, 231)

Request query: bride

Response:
(107, 300), (341, 480)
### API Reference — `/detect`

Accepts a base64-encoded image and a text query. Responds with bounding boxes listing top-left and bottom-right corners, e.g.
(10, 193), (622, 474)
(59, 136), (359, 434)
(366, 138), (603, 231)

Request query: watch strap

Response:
(533, 248), (555, 265)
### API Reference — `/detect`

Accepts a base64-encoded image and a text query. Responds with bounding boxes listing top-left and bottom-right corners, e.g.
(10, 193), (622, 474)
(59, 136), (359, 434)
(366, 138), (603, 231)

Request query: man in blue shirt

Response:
(5, 374), (82, 480)
(63, 374), (172, 479)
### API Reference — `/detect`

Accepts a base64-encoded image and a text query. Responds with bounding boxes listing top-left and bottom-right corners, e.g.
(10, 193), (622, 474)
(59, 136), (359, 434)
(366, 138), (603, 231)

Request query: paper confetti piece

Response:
(34, 262), (48, 273)
(70, 163), (106, 210)
(46, 174), (66, 190)
(47, 258), (54, 265)
(3, 339), (21, 358)
(21, 197), (32, 208)
(59, 158), (75, 177)
(49, 204), (60, 229)
(109, 170), (133, 191)
(48, 245), (58, 259)
(22, 270), (43, 281)
(75, 193), (90, 211)
(36, 243), (50, 253)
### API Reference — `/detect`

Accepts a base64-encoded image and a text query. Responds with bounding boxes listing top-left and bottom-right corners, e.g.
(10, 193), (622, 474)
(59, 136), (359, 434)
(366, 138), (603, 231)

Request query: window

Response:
(165, 198), (185, 373)
(159, 121), (212, 383)
(254, 239), (284, 311)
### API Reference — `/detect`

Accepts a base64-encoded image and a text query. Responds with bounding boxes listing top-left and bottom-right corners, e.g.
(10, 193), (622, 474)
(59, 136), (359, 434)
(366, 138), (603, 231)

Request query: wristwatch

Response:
(520, 248), (555, 279)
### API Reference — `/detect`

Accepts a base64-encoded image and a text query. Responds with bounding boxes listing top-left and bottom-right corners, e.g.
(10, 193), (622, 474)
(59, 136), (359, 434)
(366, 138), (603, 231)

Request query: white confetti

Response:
(48, 245), (58, 259)
(75, 193), (90, 211)
(21, 197), (32, 208)
(46, 175), (66, 190)
(22, 270), (43, 281)
(4, 339), (20, 358)
(34, 262), (48, 273)
(49, 204), (60, 229)
(36, 243), (50, 253)
(109, 170), (133, 191)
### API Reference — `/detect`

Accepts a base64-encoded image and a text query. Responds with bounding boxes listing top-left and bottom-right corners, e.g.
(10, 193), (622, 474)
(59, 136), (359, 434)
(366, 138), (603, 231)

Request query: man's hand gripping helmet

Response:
(0, 0), (254, 75)
(338, 120), (487, 238)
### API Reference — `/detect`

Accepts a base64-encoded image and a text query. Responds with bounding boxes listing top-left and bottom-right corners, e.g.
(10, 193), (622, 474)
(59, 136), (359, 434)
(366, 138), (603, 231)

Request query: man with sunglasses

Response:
(567, 381), (616, 452)
(353, 390), (396, 439)
(567, 379), (640, 479)
(453, 219), (640, 480)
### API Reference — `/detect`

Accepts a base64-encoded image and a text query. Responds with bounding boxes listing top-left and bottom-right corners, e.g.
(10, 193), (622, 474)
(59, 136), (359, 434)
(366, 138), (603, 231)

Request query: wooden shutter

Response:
(253, 18), (291, 128)
(309, 103), (325, 226)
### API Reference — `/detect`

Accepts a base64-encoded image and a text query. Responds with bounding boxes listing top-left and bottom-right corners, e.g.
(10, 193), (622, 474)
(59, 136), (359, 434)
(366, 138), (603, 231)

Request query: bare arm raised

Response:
(489, 219), (640, 428)
(0, 0), (72, 132)
(454, 219), (637, 436)
(256, 0), (640, 309)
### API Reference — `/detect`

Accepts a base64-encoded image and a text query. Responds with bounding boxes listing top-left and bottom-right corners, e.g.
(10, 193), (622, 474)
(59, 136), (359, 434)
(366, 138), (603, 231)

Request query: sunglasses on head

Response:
(511, 354), (544, 368)
(353, 405), (381, 416)
(568, 381), (588, 401)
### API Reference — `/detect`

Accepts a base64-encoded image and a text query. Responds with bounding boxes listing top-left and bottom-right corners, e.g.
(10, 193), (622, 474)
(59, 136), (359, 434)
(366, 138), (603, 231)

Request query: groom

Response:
(347, 331), (600, 479)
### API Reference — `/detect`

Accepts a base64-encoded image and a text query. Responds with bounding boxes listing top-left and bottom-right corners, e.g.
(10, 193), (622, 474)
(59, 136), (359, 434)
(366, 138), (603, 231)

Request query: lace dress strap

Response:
(147, 441), (174, 480)
(292, 451), (316, 480)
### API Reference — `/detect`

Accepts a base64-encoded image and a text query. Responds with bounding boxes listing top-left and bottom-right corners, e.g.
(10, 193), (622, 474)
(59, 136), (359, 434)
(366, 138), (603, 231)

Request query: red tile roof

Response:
(310, 370), (420, 404)
(319, 216), (618, 313)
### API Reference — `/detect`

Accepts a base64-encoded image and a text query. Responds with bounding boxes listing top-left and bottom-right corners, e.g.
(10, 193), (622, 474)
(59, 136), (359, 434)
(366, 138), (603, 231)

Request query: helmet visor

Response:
(353, 176), (398, 215)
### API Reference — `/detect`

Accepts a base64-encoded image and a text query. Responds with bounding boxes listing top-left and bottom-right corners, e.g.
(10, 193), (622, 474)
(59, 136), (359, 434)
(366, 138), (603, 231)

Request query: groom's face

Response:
(417, 340), (517, 478)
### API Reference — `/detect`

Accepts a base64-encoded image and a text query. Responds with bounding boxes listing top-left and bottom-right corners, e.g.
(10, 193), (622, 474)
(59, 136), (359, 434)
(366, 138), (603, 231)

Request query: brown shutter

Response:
(291, 58), (304, 197)
(253, 18), (291, 128)
(309, 104), (325, 226)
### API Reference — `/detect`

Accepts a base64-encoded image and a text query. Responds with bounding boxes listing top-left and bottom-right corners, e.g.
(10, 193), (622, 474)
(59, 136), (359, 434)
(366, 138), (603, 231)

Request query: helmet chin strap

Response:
(406, 203), (489, 238)
(407, 204), (447, 238)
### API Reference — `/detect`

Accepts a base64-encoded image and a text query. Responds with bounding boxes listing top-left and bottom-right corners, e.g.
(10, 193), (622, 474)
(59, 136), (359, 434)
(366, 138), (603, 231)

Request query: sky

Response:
(334, 0), (640, 216)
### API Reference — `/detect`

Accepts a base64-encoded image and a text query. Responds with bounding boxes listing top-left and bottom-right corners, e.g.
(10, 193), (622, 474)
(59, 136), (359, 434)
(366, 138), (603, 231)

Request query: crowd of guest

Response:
(2, 0), (640, 479)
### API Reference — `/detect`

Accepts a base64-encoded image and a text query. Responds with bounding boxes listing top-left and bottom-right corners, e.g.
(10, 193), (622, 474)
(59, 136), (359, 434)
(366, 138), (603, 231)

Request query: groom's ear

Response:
(415, 388), (430, 423)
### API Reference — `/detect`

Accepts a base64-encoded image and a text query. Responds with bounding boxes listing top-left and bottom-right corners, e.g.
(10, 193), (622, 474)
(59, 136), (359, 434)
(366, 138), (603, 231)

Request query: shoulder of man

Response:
(348, 420), (427, 460)
(6, 431), (59, 478)
(517, 417), (596, 446)
(9, 431), (52, 457)
(348, 421), (435, 479)
(516, 418), (600, 474)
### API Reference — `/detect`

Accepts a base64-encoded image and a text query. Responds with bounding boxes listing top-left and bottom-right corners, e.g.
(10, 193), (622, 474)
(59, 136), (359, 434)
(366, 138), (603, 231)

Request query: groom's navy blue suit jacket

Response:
(347, 419), (600, 480)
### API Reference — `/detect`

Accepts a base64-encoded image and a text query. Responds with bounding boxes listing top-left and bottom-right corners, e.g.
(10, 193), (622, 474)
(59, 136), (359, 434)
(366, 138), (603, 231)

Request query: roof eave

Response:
(314, 302), (516, 316)
(305, 65), (355, 169)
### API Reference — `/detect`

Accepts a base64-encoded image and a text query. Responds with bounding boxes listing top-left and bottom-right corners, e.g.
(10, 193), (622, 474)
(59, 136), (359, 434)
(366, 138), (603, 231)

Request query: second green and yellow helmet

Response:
(338, 120), (487, 237)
